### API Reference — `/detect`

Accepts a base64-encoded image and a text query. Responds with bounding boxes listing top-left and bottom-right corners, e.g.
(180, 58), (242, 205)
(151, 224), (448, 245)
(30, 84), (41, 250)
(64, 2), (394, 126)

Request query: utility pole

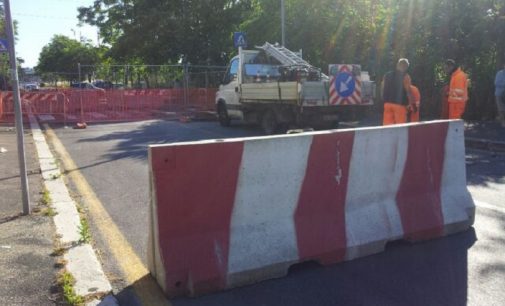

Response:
(4, 0), (31, 215)
(281, 0), (286, 46)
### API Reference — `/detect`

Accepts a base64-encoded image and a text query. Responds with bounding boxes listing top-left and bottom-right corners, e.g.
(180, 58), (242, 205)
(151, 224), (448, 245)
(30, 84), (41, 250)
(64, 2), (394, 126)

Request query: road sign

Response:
(233, 32), (247, 48)
(0, 39), (8, 52)
(329, 64), (362, 105)
(335, 71), (356, 98)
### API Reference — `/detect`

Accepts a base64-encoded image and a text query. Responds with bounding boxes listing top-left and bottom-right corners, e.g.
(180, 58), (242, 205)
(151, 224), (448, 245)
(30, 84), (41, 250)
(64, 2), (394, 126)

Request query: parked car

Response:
(23, 83), (39, 91)
(93, 80), (114, 89)
(70, 82), (105, 91)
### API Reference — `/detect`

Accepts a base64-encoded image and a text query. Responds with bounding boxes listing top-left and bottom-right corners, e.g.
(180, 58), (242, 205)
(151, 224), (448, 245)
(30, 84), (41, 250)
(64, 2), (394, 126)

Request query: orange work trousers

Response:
(448, 101), (466, 119)
(410, 110), (420, 122)
(383, 102), (407, 125)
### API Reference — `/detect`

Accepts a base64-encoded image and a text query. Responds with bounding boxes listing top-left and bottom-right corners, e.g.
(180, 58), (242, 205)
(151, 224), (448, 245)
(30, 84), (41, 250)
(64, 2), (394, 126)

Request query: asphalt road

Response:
(49, 119), (505, 306)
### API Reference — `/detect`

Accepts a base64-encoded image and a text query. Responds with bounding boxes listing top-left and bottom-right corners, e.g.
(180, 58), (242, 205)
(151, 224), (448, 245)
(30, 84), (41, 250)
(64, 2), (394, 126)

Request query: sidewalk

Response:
(0, 126), (59, 305)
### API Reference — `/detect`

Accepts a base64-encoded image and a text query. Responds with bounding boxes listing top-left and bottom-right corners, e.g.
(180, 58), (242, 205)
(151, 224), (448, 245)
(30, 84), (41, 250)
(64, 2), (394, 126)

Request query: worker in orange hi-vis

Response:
(382, 58), (415, 125)
(444, 59), (469, 119)
(408, 85), (421, 122)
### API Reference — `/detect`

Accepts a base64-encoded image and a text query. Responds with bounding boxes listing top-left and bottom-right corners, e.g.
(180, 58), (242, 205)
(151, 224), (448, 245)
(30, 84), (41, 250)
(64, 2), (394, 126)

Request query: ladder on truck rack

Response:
(258, 42), (311, 67)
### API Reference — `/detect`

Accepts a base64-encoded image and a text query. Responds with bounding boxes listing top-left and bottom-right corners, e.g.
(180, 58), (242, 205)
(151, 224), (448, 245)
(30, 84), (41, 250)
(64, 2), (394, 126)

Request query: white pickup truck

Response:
(216, 42), (375, 134)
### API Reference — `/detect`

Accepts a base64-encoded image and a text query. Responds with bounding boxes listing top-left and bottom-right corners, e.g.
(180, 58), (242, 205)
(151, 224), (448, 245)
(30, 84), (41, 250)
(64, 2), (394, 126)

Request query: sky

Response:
(11, 0), (98, 68)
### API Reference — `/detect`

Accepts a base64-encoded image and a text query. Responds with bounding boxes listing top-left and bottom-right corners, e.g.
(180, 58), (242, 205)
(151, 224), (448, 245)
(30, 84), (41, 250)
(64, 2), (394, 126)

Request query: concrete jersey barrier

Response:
(147, 120), (475, 297)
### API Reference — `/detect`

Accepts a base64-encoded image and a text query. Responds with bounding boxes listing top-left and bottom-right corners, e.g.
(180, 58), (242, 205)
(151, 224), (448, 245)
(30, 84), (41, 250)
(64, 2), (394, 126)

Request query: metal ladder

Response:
(259, 42), (311, 67)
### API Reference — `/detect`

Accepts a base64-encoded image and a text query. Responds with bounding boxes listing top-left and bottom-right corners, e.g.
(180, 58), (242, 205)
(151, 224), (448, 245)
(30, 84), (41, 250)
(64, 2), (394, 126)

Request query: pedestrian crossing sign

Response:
(233, 32), (247, 48)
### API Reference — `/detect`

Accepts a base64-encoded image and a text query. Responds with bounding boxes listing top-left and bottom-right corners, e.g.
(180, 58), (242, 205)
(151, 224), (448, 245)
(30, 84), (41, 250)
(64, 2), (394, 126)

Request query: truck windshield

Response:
(229, 59), (239, 76)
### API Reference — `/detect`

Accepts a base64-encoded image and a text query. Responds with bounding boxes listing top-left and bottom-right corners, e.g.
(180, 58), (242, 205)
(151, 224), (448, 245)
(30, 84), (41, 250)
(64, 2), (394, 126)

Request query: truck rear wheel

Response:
(217, 102), (231, 127)
(261, 110), (278, 135)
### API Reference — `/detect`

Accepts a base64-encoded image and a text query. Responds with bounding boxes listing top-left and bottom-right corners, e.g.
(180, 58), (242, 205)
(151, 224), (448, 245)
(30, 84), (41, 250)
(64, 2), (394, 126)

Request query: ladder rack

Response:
(257, 42), (311, 67)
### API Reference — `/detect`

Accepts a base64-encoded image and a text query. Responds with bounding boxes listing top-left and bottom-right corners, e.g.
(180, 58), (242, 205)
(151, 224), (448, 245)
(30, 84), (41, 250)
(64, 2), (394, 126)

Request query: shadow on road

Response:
(168, 229), (476, 306)
(466, 150), (505, 186)
(75, 120), (260, 162)
(465, 121), (505, 143)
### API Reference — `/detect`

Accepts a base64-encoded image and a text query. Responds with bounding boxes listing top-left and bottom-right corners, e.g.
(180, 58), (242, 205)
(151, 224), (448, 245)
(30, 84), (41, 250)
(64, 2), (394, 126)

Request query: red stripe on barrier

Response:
(150, 142), (244, 296)
(396, 122), (448, 240)
(295, 131), (355, 265)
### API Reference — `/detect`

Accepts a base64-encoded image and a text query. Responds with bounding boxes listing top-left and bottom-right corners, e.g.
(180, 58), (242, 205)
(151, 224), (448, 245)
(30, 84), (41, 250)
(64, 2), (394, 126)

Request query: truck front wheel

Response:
(261, 110), (278, 135)
(217, 102), (231, 127)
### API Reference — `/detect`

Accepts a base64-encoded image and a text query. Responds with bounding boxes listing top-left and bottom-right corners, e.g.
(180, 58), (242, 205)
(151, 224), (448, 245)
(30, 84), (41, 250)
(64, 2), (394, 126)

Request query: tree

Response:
(76, 0), (505, 119)
(36, 35), (102, 82)
(0, 2), (23, 89)
(78, 0), (252, 65)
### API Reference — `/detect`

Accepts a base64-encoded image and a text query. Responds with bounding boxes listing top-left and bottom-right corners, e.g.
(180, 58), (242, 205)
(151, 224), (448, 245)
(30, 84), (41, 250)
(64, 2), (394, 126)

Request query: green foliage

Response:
(40, 188), (51, 206)
(58, 272), (85, 306)
(36, 35), (101, 82)
(78, 0), (252, 65)
(0, 4), (22, 87)
(78, 218), (91, 244)
(43, 206), (57, 217)
(75, 0), (505, 119)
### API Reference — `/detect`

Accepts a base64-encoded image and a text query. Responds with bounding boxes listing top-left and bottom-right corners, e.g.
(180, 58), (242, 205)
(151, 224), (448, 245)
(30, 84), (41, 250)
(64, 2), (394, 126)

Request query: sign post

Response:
(3, 0), (31, 215)
(281, 0), (285, 46)
(233, 32), (247, 86)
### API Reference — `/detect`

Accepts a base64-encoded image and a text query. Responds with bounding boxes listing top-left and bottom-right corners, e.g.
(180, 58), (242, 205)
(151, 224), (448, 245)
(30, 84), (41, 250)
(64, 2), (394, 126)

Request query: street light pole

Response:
(281, 0), (285, 46)
(4, 0), (31, 215)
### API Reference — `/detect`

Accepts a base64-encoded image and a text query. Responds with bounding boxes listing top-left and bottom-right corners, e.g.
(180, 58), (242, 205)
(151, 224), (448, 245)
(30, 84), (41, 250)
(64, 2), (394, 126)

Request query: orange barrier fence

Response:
(0, 88), (218, 123)
(0, 91), (64, 122)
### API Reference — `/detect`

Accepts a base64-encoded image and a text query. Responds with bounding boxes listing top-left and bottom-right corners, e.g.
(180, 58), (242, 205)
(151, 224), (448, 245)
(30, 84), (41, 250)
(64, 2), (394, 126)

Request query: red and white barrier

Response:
(154, 121), (474, 297)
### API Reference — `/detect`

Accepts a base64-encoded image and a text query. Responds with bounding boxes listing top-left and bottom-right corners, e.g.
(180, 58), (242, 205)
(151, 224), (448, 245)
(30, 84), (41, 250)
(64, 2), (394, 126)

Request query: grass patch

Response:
(50, 173), (61, 180)
(78, 218), (91, 244)
(57, 271), (85, 305)
(40, 188), (51, 206)
(43, 206), (58, 217)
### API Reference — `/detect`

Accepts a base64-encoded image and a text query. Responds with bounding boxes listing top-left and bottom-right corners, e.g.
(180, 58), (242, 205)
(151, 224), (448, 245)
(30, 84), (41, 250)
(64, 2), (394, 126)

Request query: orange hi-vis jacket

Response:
(448, 68), (468, 104)
(409, 85), (420, 106)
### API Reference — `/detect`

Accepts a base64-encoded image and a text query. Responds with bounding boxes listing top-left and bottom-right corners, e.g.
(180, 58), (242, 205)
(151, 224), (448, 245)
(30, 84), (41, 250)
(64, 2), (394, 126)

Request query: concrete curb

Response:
(465, 137), (505, 153)
(28, 113), (116, 305)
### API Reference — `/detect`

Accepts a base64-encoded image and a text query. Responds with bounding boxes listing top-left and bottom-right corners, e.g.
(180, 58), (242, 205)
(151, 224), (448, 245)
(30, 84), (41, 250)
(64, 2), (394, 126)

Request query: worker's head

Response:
(444, 59), (457, 74)
(396, 58), (410, 73)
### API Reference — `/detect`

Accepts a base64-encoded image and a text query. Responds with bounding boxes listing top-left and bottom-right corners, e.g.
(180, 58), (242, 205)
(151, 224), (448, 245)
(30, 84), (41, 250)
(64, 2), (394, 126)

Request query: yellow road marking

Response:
(44, 124), (171, 306)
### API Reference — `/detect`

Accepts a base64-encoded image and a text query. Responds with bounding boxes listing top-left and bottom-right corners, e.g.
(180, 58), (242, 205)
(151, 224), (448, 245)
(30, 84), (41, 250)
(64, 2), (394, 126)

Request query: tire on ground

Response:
(217, 101), (231, 127)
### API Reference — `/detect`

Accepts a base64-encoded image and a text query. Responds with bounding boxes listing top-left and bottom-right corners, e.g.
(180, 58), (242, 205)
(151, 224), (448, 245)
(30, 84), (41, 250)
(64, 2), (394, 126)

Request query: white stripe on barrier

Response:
(345, 127), (408, 260)
(227, 136), (313, 285)
(441, 121), (475, 233)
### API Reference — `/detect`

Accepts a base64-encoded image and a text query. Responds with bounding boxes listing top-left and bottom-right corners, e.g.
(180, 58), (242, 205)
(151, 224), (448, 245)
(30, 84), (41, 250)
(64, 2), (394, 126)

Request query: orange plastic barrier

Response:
(0, 88), (218, 123)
